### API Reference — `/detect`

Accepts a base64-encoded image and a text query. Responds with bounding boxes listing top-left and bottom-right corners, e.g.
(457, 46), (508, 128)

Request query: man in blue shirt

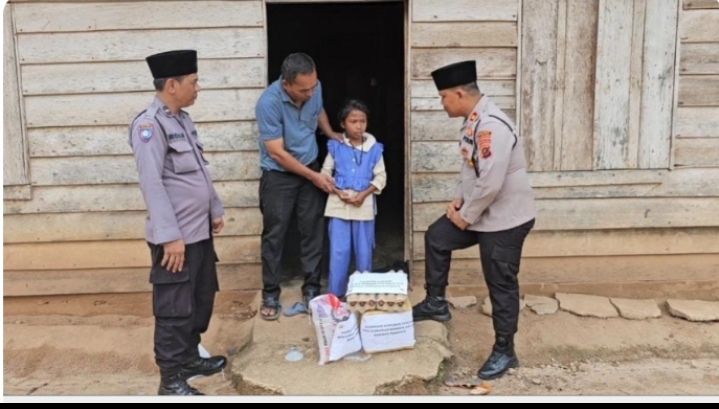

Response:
(255, 52), (342, 320)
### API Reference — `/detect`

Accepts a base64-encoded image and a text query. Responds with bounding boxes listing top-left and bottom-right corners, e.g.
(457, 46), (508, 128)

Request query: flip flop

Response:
(283, 301), (308, 317)
(260, 298), (281, 321)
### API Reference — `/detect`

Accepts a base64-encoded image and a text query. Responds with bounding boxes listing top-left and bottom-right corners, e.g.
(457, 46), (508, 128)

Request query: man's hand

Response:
(446, 206), (469, 231)
(162, 239), (185, 273)
(212, 217), (224, 234)
(318, 109), (343, 142)
(446, 198), (463, 218)
(327, 131), (343, 142)
(311, 172), (335, 193)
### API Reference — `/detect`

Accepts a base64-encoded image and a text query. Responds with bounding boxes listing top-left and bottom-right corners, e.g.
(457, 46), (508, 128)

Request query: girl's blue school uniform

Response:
(326, 137), (384, 298)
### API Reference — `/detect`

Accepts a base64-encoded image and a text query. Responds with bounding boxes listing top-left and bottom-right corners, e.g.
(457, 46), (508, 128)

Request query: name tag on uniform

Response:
(168, 133), (186, 141)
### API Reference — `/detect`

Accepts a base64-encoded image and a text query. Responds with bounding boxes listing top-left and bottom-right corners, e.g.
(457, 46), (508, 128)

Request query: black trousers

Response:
(148, 238), (219, 369)
(424, 216), (535, 338)
(259, 161), (325, 300)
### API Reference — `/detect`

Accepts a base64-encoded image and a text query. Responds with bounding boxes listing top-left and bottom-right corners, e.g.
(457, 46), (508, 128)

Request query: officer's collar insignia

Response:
(137, 123), (154, 142)
(469, 111), (479, 123)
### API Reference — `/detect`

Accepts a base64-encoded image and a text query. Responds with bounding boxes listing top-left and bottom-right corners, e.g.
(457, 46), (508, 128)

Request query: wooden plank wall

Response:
(409, 0), (719, 298)
(676, 0), (719, 167)
(4, 0), (718, 299)
(3, 0), (267, 297)
(520, 0), (599, 172)
(3, 5), (30, 198)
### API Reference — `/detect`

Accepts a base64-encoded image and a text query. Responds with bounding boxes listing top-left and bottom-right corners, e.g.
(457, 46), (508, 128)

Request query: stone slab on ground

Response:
(556, 293), (619, 319)
(482, 296), (526, 317)
(448, 296), (477, 310)
(523, 295), (559, 316)
(666, 300), (719, 322)
(609, 298), (662, 320)
(230, 282), (453, 395)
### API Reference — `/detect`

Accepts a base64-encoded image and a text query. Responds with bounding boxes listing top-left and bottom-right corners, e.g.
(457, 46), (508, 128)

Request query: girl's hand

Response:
(348, 193), (367, 207)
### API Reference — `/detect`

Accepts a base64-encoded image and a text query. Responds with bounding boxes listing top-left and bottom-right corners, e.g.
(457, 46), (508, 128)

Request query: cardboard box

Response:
(359, 302), (415, 354)
(346, 272), (409, 314)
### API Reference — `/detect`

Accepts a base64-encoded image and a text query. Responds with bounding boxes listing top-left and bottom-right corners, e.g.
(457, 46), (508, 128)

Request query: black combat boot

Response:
(412, 286), (451, 322)
(158, 366), (204, 396)
(477, 335), (519, 380)
(180, 355), (228, 380)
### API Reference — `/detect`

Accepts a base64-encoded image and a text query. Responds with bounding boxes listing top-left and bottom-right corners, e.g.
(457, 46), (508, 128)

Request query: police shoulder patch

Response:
(477, 129), (492, 145)
(136, 123), (154, 142)
(477, 129), (492, 159)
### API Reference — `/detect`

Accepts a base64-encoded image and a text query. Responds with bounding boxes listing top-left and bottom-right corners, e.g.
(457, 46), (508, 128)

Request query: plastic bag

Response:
(309, 294), (362, 365)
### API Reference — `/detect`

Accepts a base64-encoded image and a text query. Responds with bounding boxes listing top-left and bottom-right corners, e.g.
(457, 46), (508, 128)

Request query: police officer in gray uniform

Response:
(411, 60), (537, 381)
(128, 50), (227, 395)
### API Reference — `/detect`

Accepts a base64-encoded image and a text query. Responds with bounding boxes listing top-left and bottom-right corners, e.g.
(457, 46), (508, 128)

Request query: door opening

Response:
(266, 1), (406, 283)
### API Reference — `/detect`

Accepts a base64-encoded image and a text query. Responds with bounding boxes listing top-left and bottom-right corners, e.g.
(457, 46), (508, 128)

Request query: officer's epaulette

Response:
(130, 104), (160, 127)
(477, 114), (517, 149)
(130, 109), (147, 125)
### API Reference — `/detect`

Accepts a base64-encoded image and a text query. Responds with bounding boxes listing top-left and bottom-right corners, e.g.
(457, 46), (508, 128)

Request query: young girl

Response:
(321, 99), (387, 300)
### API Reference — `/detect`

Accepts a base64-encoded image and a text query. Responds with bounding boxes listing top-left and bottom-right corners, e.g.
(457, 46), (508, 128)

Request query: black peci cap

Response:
(146, 50), (198, 79)
(431, 60), (477, 91)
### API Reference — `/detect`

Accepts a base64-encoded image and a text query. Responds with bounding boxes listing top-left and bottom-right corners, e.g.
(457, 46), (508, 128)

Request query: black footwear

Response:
(412, 296), (452, 322)
(180, 356), (227, 380)
(158, 367), (205, 396)
(303, 290), (320, 310)
(477, 336), (519, 380)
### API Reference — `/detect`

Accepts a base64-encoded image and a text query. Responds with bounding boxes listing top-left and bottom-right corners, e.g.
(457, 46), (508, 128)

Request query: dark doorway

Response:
(266, 1), (406, 284)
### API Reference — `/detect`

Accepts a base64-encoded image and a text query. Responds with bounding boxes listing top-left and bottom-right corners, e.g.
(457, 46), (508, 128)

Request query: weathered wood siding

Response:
(3, 0), (267, 296)
(409, 0), (719, 298)
(3, 5), (30, 199)
(677, 0), (719, 167)
(3, 0), (718, 299)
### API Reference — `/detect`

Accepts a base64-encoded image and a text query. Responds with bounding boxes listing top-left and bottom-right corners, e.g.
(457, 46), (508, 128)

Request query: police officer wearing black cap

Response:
(411, 60), (537, 380)
(128, 50), (227, 395)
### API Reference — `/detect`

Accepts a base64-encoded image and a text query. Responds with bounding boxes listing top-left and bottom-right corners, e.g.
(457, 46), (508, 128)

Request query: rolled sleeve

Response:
(316, 81), (324, 110)
(459, 122), (513, 225)
(130, 118), (182, 244)
(256, 97), (283, 142)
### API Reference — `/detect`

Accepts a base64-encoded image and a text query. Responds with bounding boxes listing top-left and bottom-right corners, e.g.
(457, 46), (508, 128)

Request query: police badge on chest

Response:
(459, 126), (476, 166)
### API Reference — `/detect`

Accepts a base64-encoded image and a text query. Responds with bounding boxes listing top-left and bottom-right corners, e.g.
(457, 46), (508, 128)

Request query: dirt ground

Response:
(3, 290), (719, 400)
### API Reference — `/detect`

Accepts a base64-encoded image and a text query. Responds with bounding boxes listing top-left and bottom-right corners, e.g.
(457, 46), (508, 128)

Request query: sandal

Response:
(283, 301), (308, 317)
(260, 297), (281, 321)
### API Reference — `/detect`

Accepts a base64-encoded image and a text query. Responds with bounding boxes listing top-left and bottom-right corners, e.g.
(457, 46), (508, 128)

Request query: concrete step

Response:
(230, 281), (452, 395)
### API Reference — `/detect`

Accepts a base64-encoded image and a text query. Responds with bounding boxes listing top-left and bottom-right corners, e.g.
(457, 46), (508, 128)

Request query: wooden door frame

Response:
(262, 0), (413, 266)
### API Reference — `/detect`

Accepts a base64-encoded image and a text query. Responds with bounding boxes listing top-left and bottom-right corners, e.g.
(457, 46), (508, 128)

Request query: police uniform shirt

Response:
(455, 96), (537, 232)
(128, 96), (225, 245)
